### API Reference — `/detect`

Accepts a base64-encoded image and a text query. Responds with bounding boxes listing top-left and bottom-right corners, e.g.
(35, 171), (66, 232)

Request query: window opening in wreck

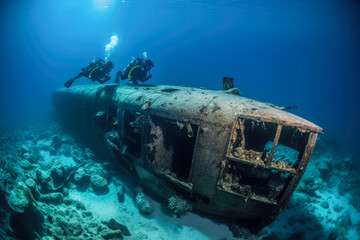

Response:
(277, 126), (310, 168)
(95, 111), (106, 130)
(243, 120), (277, 152)
(228, 119), (309, 170)
(229, 119), (277, 164)
(107, 104), (118, 131)
(223, 118), (312, 202)
(264, 142), (299, 165)
(96, 104), (118, 132)
(123, 110), (142, 158)
(220, 161), (289, 203)
(146, 115), (198, 182)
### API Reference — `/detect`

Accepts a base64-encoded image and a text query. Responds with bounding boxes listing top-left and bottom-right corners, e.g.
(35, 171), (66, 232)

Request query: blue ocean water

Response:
(1, 0), (359, 151)
(1, 1), (360, 239)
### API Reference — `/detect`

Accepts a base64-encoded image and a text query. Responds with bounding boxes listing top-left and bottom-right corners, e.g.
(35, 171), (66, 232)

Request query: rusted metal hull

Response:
(52, 84), (322, 227)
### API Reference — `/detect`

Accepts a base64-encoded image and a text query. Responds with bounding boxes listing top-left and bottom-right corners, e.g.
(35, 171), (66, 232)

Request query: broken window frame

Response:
(274, 131), (318, 212)
(219, 160), (286, 205)
(144, 114), (199, 190)
(225, 118), (309, 174)
(119, 108), (145, 163)
(218, 117), (313, 204)
(117, 105), (199, 192)
(94, 103), (118, 133)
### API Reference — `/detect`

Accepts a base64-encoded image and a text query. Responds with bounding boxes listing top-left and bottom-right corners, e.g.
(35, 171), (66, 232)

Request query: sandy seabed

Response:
(0, 121), (359, 240)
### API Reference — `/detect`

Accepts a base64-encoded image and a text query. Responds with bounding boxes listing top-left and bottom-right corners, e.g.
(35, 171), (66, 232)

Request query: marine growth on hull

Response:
(50, 84), (322, 227)
(219, 118), (310, 204)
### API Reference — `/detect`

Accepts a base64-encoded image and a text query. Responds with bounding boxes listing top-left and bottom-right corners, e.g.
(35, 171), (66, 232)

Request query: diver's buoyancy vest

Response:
(88, 67), (100, 79)
(128, 65), (141, 80)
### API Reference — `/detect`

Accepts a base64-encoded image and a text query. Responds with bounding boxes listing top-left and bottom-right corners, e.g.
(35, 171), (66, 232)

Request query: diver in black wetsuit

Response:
(115, 57), (154, 84)
(64, 57), (114, 88)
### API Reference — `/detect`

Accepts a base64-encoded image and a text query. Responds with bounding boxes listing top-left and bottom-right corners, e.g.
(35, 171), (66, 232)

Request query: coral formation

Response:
(0, 122), (130, 239)
(135, 191), (153, 215)
(168, 195), (193, 217)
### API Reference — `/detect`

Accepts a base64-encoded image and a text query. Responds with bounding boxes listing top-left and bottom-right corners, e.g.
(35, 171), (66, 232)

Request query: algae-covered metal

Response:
(52, 84), (322, 227)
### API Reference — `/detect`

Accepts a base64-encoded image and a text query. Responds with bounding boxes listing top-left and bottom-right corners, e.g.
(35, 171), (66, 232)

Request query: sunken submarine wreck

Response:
(52, 83), (322, 227)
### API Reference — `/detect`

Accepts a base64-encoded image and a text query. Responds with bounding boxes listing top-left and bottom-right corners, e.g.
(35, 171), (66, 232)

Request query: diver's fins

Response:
(64, 78), (75, 88)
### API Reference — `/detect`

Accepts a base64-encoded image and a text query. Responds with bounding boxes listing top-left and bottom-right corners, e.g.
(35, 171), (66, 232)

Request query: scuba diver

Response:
(64, 57), (114, 88)
(115, 57), (154, 84)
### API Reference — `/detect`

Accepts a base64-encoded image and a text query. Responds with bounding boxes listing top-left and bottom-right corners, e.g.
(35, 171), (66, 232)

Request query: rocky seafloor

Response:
(0, 121), (359, 240)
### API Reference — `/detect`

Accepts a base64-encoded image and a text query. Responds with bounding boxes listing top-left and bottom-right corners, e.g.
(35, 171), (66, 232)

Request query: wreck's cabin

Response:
(52, 84), (322, 226)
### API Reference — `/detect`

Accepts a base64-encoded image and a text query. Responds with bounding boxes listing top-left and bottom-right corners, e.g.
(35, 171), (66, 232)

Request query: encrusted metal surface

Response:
(52, 84), (322, 227)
